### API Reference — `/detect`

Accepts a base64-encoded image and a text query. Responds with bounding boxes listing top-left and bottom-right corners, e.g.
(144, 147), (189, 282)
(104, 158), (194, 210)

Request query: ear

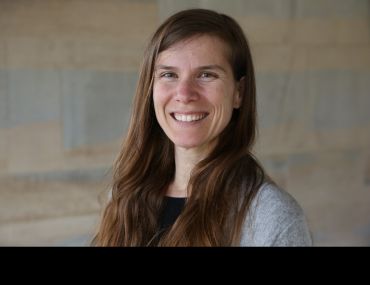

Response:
(233, 76), (245, 109)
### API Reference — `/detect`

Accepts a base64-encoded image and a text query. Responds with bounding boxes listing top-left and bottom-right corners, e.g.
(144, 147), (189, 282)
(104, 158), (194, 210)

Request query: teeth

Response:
(174, 113), (207, 122)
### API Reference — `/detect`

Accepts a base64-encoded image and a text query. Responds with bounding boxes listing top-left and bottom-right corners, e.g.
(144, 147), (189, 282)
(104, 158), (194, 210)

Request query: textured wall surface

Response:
(0, 0), (369, 246)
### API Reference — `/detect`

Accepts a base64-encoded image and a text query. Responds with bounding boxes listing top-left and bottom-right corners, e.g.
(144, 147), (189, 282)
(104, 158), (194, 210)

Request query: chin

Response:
(174, 142), (201, 149)
(171, 138), (206, 149)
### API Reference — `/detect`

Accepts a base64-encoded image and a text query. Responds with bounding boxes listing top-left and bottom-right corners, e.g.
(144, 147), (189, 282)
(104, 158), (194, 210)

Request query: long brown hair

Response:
(92, 9), (267, 246)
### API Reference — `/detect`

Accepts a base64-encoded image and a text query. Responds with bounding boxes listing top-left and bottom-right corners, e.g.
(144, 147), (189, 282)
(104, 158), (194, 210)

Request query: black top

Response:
(148, 196), (186, 245)
(158, 196), (186, 231)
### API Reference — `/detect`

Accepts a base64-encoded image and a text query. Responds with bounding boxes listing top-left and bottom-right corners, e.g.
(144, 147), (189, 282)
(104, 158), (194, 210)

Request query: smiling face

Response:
(153, 35), (241, 152)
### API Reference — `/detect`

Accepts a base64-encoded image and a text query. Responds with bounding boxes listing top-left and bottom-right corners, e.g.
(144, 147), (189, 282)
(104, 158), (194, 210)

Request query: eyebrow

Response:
(155, 64), (227, 73)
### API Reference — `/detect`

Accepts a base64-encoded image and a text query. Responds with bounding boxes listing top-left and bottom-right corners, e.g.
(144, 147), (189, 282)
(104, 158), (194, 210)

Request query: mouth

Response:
(170, 112), (209, 123)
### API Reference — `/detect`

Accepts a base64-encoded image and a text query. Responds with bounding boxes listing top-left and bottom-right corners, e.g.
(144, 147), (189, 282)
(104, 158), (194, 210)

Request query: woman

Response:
(92, 9), (312, 246)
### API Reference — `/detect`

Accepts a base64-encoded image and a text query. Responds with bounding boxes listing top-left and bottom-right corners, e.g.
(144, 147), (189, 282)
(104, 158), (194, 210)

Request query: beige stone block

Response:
(252, 44), (309, 72)
(0, 213), (99, 246)
(58, 39), (145, 72)
(5, 38), (62, 70)
(7, 121), (119, 175)
(2, 0), (158, 70)
(5, 37), (147, 71)
(8, 121), (64, 174)
(0, 40), (6, 67)
(0, 0), (62, 38)
(255, 122), (319, 156)
(294, 0), (369, 19)
(238, 17), (291, 44)
(293, 18), (369, 45)
(259, 155), (289, 190)
(365, 155), (370, 186)
(0, 0), (158, 40)
(335, 19), (370, 45)
(308, 46), (370, 71)
(253, 44), (370, 72)
(313, 126), (370, 152)
(255, 124), (370, 156)
(0, 179), (103, 223)
(239, 17), (370, 45)
(293, 19), (336, 45)
(0, 128), (9, 174)
(62, 139), (120, 171)
(285, 150), (370, 246)
(0, 176), (106, 245)
(55, 0), (158, 41)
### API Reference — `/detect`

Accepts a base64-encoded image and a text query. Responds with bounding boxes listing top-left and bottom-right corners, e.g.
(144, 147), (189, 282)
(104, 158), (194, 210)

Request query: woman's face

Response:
(153, 35), (241, 151)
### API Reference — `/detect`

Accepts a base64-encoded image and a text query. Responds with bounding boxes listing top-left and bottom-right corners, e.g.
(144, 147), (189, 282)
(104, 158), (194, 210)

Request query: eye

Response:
(160, 72), (178, 79)
(200, 72), (212, 78)
(199, 72), (217, 80)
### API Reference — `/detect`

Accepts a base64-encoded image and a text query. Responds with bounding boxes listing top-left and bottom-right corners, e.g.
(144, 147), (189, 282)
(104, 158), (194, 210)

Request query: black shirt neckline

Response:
(159, 196), (186, 230)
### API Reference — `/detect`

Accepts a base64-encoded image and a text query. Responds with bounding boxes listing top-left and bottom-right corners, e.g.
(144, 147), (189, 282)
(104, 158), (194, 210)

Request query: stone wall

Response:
(0, 0), (369, 245)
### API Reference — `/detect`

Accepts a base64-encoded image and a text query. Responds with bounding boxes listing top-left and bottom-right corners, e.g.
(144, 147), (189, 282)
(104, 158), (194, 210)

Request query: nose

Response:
(175, 78), (199, 104)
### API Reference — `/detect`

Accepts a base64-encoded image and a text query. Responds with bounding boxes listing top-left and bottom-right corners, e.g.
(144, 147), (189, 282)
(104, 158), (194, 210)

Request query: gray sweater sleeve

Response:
(240, 183), (312, 246)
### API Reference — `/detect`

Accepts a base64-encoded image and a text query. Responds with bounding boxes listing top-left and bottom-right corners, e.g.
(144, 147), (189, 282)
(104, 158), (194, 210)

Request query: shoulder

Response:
(240, 182), (312, 246)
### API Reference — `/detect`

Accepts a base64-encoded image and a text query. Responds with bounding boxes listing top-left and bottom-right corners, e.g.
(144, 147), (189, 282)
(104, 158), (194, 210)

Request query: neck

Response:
(168, 144), (213, 197)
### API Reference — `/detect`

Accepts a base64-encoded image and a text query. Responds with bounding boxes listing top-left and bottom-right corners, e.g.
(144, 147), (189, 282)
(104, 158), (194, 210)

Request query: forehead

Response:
(156, 35), (230, 65)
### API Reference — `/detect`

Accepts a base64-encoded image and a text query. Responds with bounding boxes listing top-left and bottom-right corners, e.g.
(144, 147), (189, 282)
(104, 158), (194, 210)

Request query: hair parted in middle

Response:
(92, 9), (267, 246)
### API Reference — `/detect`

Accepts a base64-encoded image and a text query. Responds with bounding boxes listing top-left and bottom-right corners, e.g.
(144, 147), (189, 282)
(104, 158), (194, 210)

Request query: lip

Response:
(170, 111), (209, 115)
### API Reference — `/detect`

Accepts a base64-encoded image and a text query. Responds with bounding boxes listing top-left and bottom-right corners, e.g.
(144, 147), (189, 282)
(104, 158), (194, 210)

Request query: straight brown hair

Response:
(92, 9), (267, 246)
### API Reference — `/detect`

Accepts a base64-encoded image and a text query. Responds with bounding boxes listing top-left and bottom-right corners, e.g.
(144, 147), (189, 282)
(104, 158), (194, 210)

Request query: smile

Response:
(171, 112), (209, 122)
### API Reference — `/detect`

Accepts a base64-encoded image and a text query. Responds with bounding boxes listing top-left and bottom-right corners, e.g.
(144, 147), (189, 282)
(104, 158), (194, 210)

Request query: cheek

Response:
(211, 85), (235, 113)
(153, 84), (170, 118)
(153, 83), (162, 105)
